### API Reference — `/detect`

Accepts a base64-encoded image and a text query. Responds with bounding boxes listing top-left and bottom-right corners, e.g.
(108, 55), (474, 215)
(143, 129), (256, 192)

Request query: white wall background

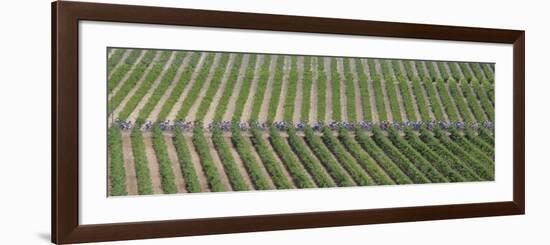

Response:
(0, 0), (547, 244)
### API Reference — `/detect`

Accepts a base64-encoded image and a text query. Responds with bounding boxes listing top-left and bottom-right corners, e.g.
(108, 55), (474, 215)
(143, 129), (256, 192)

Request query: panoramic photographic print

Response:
(107, 47), (495, 197)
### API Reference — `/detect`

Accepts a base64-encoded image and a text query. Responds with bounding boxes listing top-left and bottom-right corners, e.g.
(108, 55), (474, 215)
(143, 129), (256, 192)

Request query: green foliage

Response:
(151, 124), (178, 194)
(411, 77), (432, 121)
(386, 127), (448, 182)
(194, 53), (231, 121)
(459, 78), (487, 122)
(250, 128), (294, 189)
(337, 129), (393, 185)
(137, 51), (186, 123)
(418, 128), (481, 181)
(426, 61), (440, 80)
(330, 58), (342, 121)
(464, 129), (494, 156)
(192, 124), (226, 192)
(230, 125), (272, 190)
(354, 128), (412, 184)
(156, 52), (202, 121)
(321, 127), (374, 186)
(478, 127), (495, 146)
(403, 128), (465, 182)
(316, 57), (327, 121)
(117, 51), (172, 120)
(380, 60), (403, 122)
(397, 75), (418, 121)
(175, 53), (216, 120)
(391, 60), (404, 77)
(172, 127), (201, 192)
(130, 126), (153, 195)
(437, 62), (450, 80)
(287, 128), (336, 187)
(371, 127), (430, 183)
(470, 63), (487, 81)
(304, 127), (355, 186)
(300, 57), (313, 121)
(433, 128), (493, 180)
(448, 79), (474, 122)
(403, 60), (416, 80)
(449, 62), (463, 80)
(108, 49), (142, 93)
(449, 129), (494, 168)
(482, 63), (495, 83)
(354, 59), (373, 121)
(251, 55), (273, 121)
(283, 56), (299, 121)
(459, 63), (474, 81)
(436, 78), (460, 121)
(211, 128), (249, 191)
(108, 126), (127, 196)
(108, 49), (126, 72)
(266, 55), (284, 122)
(471, 78), (494, 121)
(108, 50), (156, 114)
(414, 61), (429, 80)
(369, 59), (388, 121)
(482, 79), (495, 105)
(268, 127), (315, 188)
(212, 54), (244, 121)
(343, 58), (357, 122)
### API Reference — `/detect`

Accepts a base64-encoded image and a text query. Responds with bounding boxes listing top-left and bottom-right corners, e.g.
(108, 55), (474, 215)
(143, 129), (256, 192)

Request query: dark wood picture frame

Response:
(52, 1), (525, 244)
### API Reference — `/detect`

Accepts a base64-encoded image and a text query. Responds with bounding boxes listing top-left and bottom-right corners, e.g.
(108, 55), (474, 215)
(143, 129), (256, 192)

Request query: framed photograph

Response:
(52, 1), (525, 244)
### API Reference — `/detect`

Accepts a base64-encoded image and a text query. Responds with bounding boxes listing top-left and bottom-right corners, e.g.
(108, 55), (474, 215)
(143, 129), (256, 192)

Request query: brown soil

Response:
(373, 59), (394, 121)
(109, 50), (146, 100)
(165, 53), (207, 121)
(224, 136), (255, 189)
(121, 133), (138, 195)
(293, 56), (304, 122)
(348, 59), (364, 122)
(361, 59), (379, 122)
(203, 54), (236, 123)
(186, 53), (222, 122)
(324, 57), (333, 122)
(205, 134), (234, 191)
(164, 134), (187, 193)
(142, 132), (164, 194)
(274, 56), (291, 122)
(258, 55), (278, 122)
(309, 57), (318, 122)
(127, 52), (177, 123)
(110, 51), (162, 127)
(147, 52), (194, 121)
(240, 55), (264, 122)
(184, 136), (211, 192)
(222, 54), (251, 121)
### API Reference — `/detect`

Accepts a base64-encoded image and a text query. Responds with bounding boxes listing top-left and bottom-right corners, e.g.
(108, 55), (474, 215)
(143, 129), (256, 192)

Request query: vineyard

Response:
(107, 48), (495, 196)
